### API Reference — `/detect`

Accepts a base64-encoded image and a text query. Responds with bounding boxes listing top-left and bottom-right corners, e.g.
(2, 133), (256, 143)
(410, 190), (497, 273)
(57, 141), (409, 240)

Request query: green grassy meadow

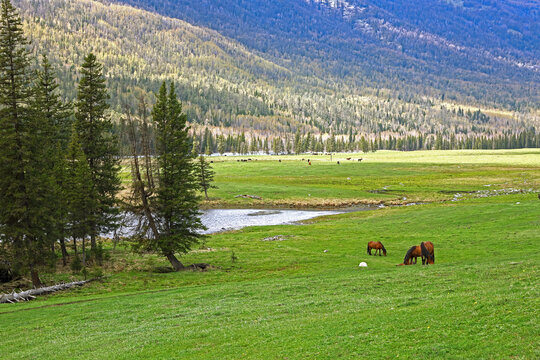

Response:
(199, 149), (540, 207)
(2, 150), (540, 359)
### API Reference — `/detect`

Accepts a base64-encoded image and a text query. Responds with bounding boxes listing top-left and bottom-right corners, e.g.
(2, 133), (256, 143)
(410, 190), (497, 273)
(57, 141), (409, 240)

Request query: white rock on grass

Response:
(358, 262), (368, 267)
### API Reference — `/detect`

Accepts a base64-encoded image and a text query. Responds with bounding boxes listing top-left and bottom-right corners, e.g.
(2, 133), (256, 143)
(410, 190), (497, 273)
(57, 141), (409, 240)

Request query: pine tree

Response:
(74, 53), (120, 255)
(0, 0), (56, 287)
(32, 54), (73, 265)
(217, 135), (226, 155)
(294, 129), (302, 154)
(137, 82), (205, 270)
(195, 155), (217, 200)
(64, 131), (94, 269)
(191, 136), (200, 156)
(33, 54), (72, 147)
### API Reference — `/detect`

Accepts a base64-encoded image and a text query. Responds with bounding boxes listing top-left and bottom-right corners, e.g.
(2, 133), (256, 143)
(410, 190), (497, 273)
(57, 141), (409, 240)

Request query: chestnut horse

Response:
(397, 241), (435, 265)
(421, 241), (435, 264)
(367, 241), (387, 256)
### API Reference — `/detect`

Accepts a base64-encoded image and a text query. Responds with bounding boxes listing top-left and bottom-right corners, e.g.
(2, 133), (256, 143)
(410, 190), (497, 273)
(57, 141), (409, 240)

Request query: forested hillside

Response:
(14, 0), (540, 144)
(118, 0), (539, 107)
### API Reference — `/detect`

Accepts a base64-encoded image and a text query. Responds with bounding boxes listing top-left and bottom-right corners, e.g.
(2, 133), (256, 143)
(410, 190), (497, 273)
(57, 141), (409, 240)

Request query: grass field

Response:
(2, 150), (540, 359)
(199, 149), (540, 207)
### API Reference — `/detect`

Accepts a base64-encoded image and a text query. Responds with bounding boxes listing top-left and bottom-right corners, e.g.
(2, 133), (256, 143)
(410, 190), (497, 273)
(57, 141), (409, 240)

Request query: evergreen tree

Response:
(0, 0), (55, 287)
(294, 129), (302, 154)
(33, 54), (72, 147)
(217, 135), (226, 155)
(205, 142), (212, 155)
(64, 131), (94, 269)
(191, 136), (200, 156)
(74, 53), (120, 254)
(195, 155), (217, 200)
(32, 54), (73, 265)
(147, 82), (205, 270)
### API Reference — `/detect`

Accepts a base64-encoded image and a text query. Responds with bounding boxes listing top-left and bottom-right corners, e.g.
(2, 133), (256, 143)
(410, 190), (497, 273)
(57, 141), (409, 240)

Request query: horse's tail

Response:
(421, 242), (433, 264)
(367, 243), (371, 255)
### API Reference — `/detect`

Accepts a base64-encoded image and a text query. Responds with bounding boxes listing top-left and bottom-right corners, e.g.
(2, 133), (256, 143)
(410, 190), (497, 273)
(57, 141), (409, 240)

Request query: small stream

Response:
(107, 207), (378, 237)
(200, 208), (342, 234)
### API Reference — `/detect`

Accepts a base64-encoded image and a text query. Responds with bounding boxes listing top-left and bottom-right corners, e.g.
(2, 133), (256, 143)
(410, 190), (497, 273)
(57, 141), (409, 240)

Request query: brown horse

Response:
(367, 241), (387, 256)
(397, 241), (435, 265)
(421, 241), (435, 265)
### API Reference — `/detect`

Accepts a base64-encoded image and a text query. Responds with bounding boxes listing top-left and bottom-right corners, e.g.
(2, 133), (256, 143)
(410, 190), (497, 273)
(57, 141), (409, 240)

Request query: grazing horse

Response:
(399, 245), (422, 265)
(421, 241), (435, 264)
(367, 241), (387, 256)
(397, 241), (435, 265)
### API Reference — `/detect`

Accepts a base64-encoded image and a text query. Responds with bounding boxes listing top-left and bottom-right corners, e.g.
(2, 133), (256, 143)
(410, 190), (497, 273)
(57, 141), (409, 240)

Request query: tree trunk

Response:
(165, 252), (184, 271)
(59, 237), (69, 266)
(30, 268), (42, 288)
(72, 236), (77, 255)
(204, 188), (209, 200)
(1, 279), (92, 303)
(82, 237), (86, 269)
(90, 233), (96, 253)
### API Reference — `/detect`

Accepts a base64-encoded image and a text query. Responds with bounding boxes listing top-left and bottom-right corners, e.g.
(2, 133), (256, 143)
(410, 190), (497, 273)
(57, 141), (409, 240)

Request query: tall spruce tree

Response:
(33, 54), (72, 147)
(64, 131), (94, 269)
(74, 53), (120, 255)
(32, 54), (73, 265)
(195, 155), (217, 200)
(0, 0), (56, 287)
(151, 82), (204, 270)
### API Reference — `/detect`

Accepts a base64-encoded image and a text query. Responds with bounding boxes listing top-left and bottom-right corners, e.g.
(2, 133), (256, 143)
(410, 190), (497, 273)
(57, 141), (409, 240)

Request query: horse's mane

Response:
(421, 242), (434, 262)
(403, 245), (417, 263)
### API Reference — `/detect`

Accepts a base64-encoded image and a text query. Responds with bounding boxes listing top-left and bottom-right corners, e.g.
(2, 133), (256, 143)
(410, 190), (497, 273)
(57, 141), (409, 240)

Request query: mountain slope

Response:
(13, 0), (540, 140)
(114, 0), (540, 108)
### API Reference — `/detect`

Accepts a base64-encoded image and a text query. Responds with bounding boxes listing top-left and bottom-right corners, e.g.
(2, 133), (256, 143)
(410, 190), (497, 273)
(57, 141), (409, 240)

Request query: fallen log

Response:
(0, 279), (93, 304)
(234, 194), (262, 200)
